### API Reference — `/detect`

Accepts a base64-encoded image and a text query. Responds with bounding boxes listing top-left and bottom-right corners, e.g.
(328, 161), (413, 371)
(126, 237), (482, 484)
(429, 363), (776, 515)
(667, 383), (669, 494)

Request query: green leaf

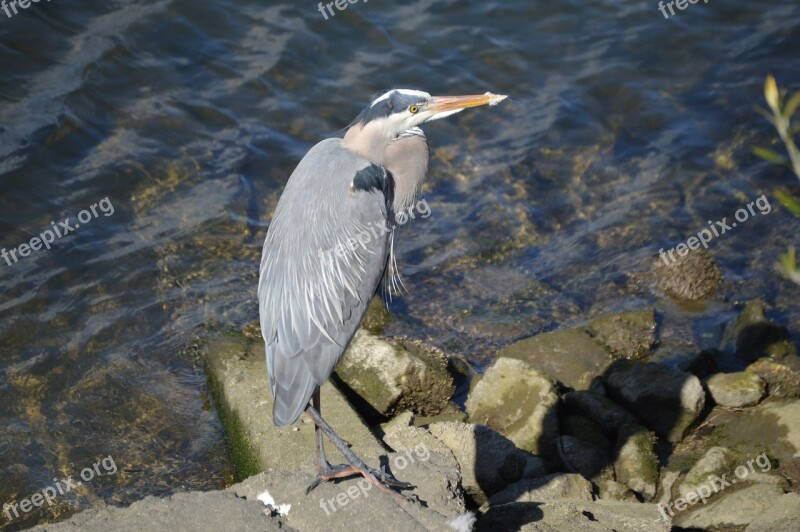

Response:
(775, 189), (800, 215)
(785, 91), (800, 120)
(754, 146), (788, 165)
(777, 247), (800, 285)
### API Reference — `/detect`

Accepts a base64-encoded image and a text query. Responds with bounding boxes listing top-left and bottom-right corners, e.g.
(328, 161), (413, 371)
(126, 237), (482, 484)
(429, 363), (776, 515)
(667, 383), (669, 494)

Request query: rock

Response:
(497, 328), (612, 390)
(31, 490), (290, 532)
(603, 360), (705, 442)
(361, 295), (392, 334)
(484, 474), (593, 507)
(678, 446), (739, 499)
(380, 423), (465, 512)
(336, 329), (454, 417)
(651, 248), (722, 301)
(747, 357), (800, 398)
(203, 332), (384, 475)
(705, 372), (765, 407)
(561, 415), (611, 450)
(428, 422), (548, 505)
(596, 479), (638, 502)
(586, 308), (656, 360)
(747, 492), (800, 532)
(674, 483), (784, 529)
(229, 459), (466, 532)
(614, 424), (658, 501)
(734, 300), (796, 363)
(561, 390), (640, 434)
(466, 357), (559, 457)
(477, 499), (671, 531)
(557, 435), (610, 479)
(702, 400), (800, 485)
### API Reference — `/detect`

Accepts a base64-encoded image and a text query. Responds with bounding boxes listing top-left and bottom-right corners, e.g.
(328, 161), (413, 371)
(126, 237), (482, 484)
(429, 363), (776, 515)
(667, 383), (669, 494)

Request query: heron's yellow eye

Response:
(409, 105), (419, 114)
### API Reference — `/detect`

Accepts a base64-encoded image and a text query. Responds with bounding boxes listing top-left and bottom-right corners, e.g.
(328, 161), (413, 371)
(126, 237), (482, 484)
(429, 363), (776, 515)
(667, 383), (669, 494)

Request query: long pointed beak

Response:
(425, 92), (508, 120)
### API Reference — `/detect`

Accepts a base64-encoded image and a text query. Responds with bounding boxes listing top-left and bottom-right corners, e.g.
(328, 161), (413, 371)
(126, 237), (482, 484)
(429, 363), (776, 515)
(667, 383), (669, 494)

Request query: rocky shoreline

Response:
(28, 248), (799, 532)
(33, 284), (800, 531)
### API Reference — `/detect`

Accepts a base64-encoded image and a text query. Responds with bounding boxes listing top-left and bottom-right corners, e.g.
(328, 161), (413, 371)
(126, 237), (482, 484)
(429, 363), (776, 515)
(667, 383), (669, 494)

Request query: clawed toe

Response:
(305, 461), (414, 502)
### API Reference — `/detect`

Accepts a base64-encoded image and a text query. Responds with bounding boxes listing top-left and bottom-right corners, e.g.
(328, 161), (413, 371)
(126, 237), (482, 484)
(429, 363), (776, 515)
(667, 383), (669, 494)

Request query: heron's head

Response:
(344, 89), (507, 156)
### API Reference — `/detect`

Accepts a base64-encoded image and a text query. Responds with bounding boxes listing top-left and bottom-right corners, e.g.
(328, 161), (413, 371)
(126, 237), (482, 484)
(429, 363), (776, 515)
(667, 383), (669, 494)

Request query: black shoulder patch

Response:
(352, 164), (395, 218)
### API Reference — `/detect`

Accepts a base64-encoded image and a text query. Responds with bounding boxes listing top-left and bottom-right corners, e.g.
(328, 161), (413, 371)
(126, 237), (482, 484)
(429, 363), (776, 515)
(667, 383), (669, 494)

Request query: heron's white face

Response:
(368, 88), (508, 139)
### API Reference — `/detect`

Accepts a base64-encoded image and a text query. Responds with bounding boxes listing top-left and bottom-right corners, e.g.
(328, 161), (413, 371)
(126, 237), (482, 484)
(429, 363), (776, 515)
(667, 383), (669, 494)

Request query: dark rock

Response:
(734, 300), (796, 363)
(428, 421), (548, 506)
(603, 360), (705, 442)
(562, 390), (640, 435)
(557, 435), (610, 479)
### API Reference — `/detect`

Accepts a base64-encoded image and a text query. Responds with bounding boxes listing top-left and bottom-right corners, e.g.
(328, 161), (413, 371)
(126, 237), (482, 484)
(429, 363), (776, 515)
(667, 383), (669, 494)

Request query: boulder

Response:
(336, 330), (454, 417)
(603, 360), (705, 442)
(705, 372), (765, 408)
(466, 357), (559, 457)
(747, 492), (800, 532)
(586, 308), (656, 360)
(561, 390), (640, 435)
(557, 435), (610, 479)
(614, 424), (658, 501)
(746, 357), (800, 398)
(203, 332), (384, 475)
(674, 483), (784, 529)
(428, 421), (547, 505)
(678, 446), (739, 499)
(497, 328), (612, 390)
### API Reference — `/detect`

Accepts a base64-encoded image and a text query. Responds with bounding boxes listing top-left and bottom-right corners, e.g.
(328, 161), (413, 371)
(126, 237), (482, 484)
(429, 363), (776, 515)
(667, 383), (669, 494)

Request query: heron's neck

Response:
(343, 123), (430, 214)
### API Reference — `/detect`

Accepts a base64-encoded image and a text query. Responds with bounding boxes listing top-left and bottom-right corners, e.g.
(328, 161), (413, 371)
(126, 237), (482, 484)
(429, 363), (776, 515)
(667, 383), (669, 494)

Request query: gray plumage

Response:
(259, 138), (392, 426)
(258, 89), (507, 428)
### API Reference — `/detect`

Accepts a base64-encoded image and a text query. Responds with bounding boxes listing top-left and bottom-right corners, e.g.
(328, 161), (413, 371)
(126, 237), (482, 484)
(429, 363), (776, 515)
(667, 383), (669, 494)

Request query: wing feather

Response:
(258, 139), (391, 426)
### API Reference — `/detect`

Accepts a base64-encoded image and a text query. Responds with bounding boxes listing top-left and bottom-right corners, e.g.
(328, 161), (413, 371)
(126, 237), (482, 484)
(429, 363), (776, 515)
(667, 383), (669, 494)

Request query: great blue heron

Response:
(258, 89), (507, 500)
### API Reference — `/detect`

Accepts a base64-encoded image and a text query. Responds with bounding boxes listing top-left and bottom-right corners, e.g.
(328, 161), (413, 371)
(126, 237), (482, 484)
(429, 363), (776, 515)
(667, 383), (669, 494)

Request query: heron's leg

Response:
(304, 403), (413, 502)
(311, 387), (328, 473)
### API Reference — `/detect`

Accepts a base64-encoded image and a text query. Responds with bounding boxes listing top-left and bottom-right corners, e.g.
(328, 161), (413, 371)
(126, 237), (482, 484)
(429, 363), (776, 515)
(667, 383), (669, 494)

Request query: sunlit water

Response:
(1, 0), (799, 527)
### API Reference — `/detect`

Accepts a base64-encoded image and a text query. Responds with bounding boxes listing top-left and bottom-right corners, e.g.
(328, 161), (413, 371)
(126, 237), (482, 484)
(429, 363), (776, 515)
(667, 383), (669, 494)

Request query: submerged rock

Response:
(705, 371), (765, 407)
(587, 308), (656, 360)
(428, 421), (548, 506)
(650, 248), (723, 301)
(336, 330), (454, 417)
(614, 424), (659, 501)
(603, 360), (705, 443)
(498, 328), (611, 390)
(466, 357), (559, 457)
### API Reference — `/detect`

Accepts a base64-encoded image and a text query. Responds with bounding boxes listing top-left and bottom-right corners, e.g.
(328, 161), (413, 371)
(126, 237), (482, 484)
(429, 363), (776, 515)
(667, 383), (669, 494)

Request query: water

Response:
(1, 0), (799, 527)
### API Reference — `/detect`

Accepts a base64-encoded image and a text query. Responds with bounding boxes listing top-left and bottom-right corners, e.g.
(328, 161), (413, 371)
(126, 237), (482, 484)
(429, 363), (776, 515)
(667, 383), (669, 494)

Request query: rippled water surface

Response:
(1, 0), (799, 527)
